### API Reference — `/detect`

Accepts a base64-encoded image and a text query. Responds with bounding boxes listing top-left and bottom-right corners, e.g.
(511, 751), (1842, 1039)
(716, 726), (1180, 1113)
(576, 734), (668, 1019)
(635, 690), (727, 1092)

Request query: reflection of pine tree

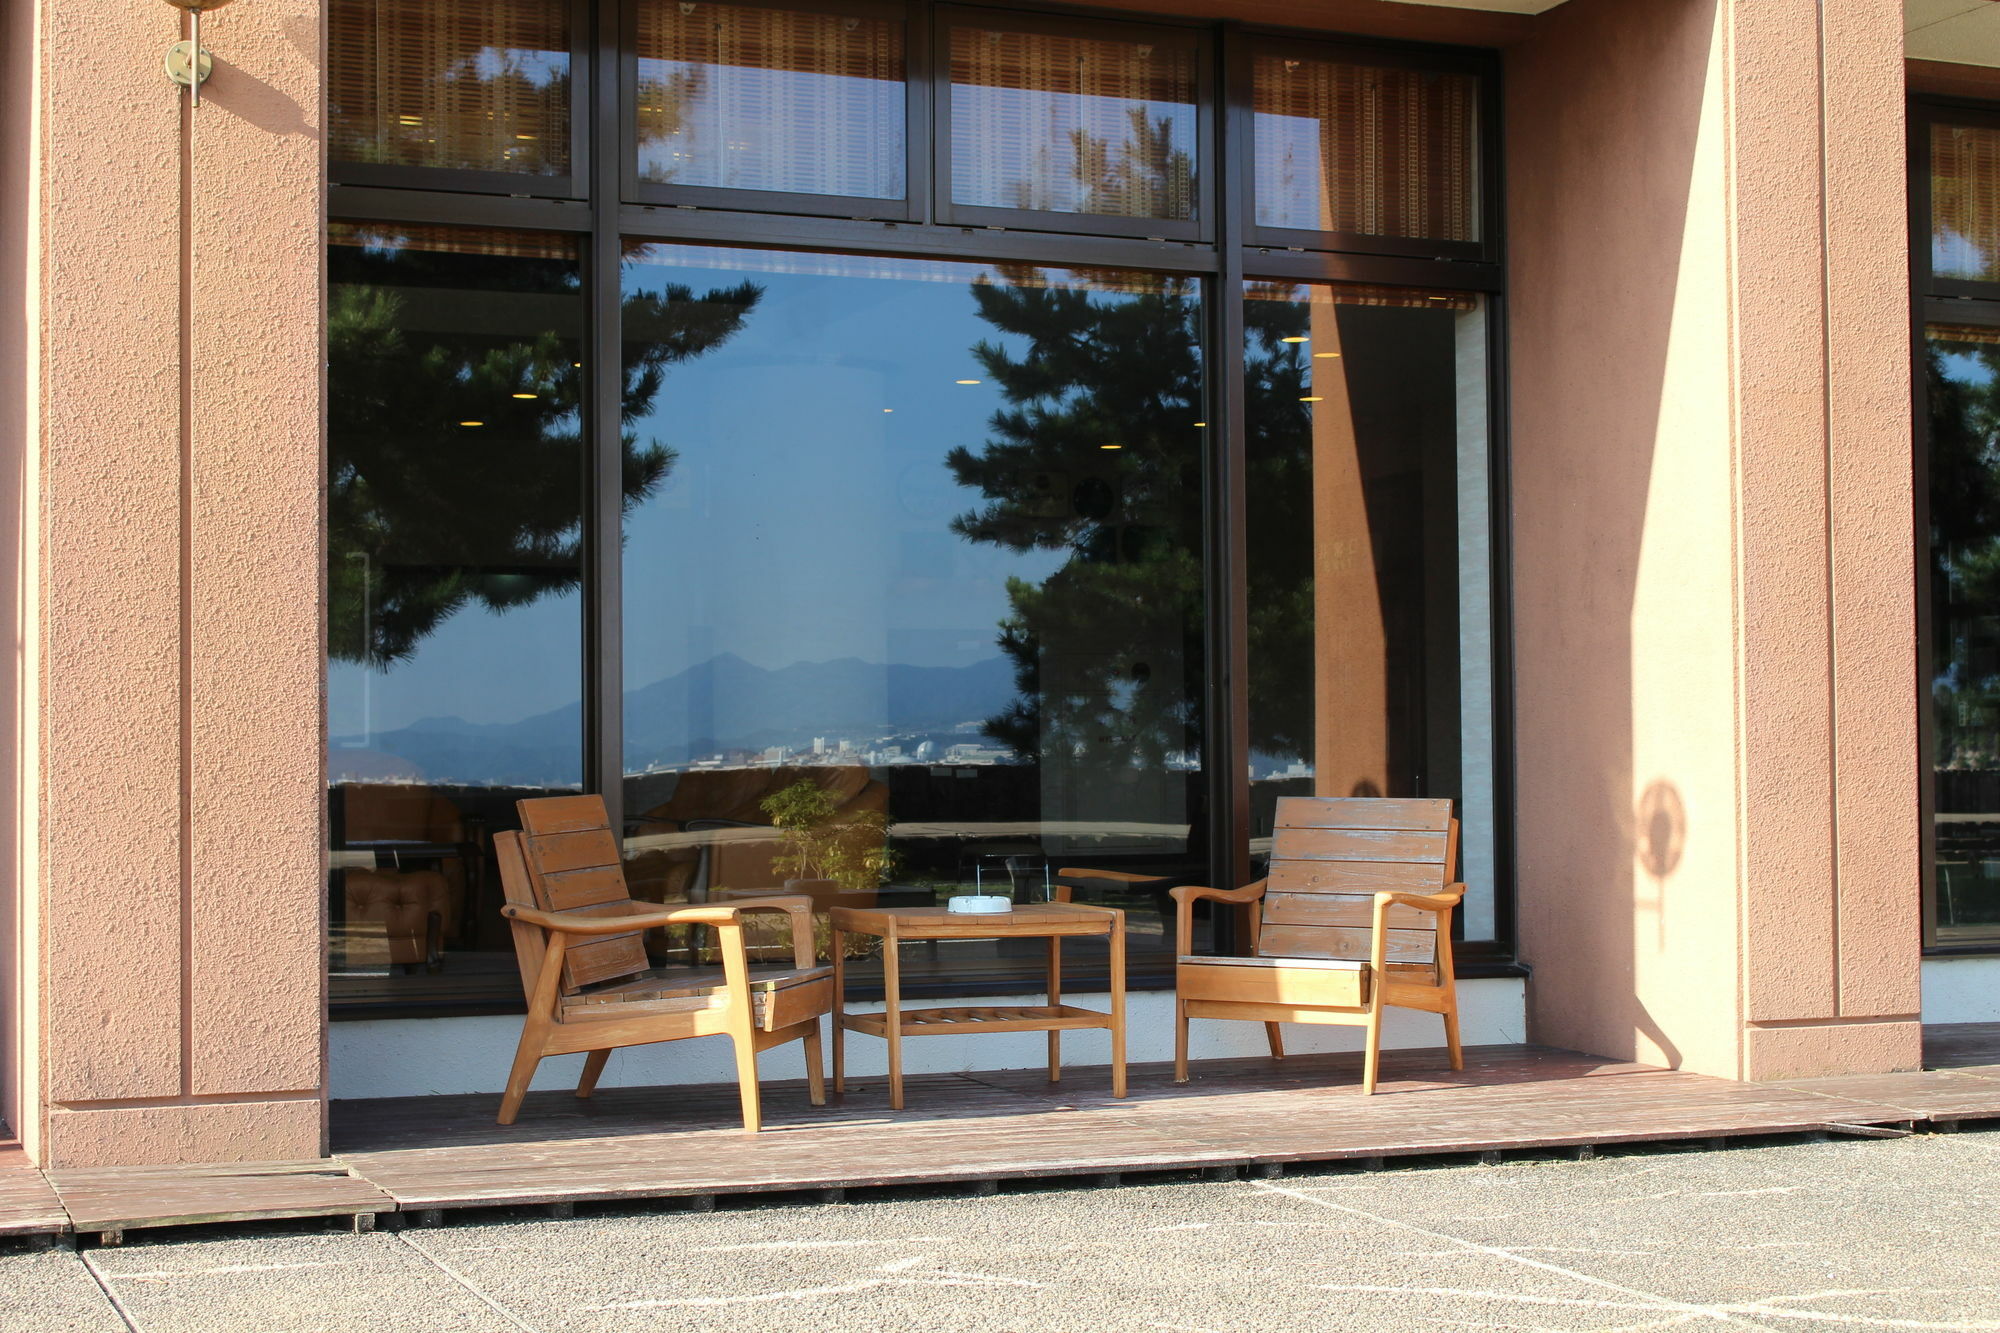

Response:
(328, 243), (759, 667)
(1069, 107), (1194, 220)
(945, 273), (1319, 766)
(1928, 339), (2000, 768)
(335, 68), (574, 175)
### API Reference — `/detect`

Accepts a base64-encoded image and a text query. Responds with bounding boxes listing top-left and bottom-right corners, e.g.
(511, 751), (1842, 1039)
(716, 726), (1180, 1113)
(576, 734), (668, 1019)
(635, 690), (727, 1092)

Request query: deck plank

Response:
(0, 1143), (68, 1237)
(46, 1160), (394, 1235)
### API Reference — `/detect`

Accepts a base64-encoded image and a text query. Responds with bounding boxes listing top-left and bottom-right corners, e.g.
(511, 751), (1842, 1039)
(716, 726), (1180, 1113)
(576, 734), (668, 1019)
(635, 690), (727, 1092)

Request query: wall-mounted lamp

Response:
(163, 0), (234, 108)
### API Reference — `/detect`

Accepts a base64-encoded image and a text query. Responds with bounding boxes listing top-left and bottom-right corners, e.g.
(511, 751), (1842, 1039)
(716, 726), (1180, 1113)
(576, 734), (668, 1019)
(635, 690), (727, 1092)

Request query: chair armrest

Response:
(1372, 884), (1465, 914)
(704, 894), (815, 967)
(501, 903), (746, 935)
(1169, 881), (1267, 956)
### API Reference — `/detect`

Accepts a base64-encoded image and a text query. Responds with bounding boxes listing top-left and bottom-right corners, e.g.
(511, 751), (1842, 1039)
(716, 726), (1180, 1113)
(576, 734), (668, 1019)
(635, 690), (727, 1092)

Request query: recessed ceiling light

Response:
(883, 408), (894, 413)
(1299, 396), (1323, 403)
(1313, 351), (1341, 359)
(512, 392), (538, 399)
(1192, 422), (1207, 428)
(459, 420), (485, 427)
(955, 379), (981, 385)
(1281, 336), (1308, 343)
(1100, 443), (1123, 450)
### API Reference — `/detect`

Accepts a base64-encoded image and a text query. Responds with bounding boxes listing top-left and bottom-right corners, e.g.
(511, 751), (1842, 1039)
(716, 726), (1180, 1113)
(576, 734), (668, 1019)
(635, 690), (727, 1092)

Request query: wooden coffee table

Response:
(829, 902), (1127, 1110)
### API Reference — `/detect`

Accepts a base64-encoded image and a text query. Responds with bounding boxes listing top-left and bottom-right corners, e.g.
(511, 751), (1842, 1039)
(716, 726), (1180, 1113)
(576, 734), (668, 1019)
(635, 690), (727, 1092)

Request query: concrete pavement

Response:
(6, 1130), (1998, 1331)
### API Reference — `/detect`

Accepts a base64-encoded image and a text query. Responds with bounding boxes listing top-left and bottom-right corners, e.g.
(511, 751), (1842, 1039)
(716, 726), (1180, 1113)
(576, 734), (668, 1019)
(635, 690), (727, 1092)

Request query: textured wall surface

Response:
(1509, 0), (1920, 1080)
(23, 1), (325, 1167)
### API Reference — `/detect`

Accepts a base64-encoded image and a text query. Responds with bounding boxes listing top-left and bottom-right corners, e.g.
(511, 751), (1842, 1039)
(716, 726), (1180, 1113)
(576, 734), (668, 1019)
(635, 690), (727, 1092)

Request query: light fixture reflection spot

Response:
(459, 420), (485, 427)
(1100, 443), (1122, 450)
(1313, 351), (1342, 359)
(1280, 336), (1308, 343)
(1192, 422), (1207, 428)
(512, 392), (538, 399)
(955, 379), (981, 385)
(883, 408), (894, 413)
(1299, 396), (1324, 403)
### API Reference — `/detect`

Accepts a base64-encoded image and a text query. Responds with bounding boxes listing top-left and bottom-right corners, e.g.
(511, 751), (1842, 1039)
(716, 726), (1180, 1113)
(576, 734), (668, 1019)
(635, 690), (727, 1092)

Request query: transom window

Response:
(326, 0), (1507, 1015)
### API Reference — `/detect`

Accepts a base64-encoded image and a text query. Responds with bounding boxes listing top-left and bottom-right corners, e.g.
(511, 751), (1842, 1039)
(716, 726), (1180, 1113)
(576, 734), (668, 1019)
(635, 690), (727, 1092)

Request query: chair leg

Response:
(497, 1027), (545, 1126)
(803, 1022), (827, 1107)
(1264, 1022), (1285, 1061)
(576, 1049), (611, 1099)
(1173, 998), (1190, 1083)
(1361, 1008), (1383, 1096)
(1442, 1002), (1464, 1072)
(731, 1032), (763, 1134)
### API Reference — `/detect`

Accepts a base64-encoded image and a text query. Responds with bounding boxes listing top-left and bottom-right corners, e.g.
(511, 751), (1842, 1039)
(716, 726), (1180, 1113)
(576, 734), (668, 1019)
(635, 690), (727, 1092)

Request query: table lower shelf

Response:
(841, 1004), (1114, 1037)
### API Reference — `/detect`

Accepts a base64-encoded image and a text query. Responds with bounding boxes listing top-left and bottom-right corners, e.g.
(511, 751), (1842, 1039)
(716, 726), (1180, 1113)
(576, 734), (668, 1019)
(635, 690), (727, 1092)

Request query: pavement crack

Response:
(1250, 1180), (1766, 1328)
(398, 1231), (540, 1333)
(77, 1251), (145, 1333)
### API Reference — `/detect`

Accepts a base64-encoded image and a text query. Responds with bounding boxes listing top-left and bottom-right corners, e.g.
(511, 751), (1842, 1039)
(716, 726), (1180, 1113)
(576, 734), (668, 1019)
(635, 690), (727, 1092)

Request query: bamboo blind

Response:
(331, 221), (580, 263)
(1934, 124), (2000, 283)
(948, 25), (1197, 221)
(1246, 280), (1478, 313)
(1252, 55), (1477, 243)
(329, 0), (571, 175)
(636, 1), (906, 199)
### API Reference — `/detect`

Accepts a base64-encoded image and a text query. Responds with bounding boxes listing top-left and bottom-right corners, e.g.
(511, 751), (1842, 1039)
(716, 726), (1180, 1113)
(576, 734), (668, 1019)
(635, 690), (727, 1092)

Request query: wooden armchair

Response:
(494, 794), (833, 1132)
(1172, 797), (1464, 1094)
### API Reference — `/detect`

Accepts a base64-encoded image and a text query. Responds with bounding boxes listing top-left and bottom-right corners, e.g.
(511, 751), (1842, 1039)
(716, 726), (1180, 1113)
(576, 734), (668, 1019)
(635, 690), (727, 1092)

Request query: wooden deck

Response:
(7, 1028), (2000, 1244)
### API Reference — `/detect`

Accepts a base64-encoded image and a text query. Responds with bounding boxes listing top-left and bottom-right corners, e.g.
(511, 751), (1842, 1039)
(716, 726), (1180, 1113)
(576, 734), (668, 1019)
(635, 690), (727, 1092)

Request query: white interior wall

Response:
(331, 977), (1525, 1100)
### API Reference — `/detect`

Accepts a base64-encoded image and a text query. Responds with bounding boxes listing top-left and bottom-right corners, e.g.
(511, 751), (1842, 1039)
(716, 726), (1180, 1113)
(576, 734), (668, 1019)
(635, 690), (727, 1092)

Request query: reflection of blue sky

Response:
(1942, 347), (1996, 386)
(1252, 113), (1328, 230)
(620, 247), (1065, 688)
(638, 62), (904, 198)
(1937, 226), (1991, 282)
(950, 87), (1194, 214)
(469, 47), (566, 86)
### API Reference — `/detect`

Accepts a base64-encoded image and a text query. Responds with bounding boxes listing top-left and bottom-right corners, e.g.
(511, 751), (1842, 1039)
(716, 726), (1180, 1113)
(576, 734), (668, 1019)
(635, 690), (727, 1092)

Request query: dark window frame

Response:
(931, 4), (1215, 242)
(328, 0), (595, 200)
(1912, 96), (2000, 952)
(620, 0), (929, 222)
(325, 1), (1521, 1020)
(1233, 31), (1498, 265)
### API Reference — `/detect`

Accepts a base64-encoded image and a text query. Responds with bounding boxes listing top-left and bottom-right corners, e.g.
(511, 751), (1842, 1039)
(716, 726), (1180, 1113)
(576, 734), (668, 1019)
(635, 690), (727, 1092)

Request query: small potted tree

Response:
(743, 778), (898, 961)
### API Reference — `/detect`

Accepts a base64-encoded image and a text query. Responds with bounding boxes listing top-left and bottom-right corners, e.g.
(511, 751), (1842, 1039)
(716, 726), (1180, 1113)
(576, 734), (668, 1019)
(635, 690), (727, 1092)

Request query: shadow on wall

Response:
(1507, 0), (1720, 1069)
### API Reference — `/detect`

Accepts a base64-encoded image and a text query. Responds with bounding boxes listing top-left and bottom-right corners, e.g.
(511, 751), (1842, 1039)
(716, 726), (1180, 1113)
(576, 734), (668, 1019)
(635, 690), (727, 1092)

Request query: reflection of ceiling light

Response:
(1193, 421), (1207, 427)
(459, 420), (485, 426)
(572, 361), (582, 368)
(955, 379), (981, 385)
(397, 115), (422, 126)
(1100, 443), (1122, 450)
(1281, 336), (1307, 343)
(512, 392), (538, 399)
(1299, 396), (1323, 403)
(883, 408), (894, 413)
(515, 134), (538, 141)
(1314, 351), (1341, 358)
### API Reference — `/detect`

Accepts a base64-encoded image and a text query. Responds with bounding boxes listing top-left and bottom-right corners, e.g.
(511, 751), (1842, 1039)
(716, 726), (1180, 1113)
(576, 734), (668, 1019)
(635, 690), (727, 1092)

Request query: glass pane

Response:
(329, 0), (571, 176)
(1252, 54), (1479, 243)
(1933, 124), (2000, 283)
(635, 1), (906, 200)
(948, 23), (1198, 222)
(1927, 323), (2000, 938)
(620, 245), (1211, 987)
(327, 223), (585, 1007)
(1244, 282), (1497, 939)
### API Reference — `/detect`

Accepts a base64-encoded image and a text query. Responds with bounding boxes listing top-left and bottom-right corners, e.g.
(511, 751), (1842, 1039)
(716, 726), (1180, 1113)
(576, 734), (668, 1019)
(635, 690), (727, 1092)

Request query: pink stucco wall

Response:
(1508, 0), (1920, 1080)
(15, 0), (326, 1167)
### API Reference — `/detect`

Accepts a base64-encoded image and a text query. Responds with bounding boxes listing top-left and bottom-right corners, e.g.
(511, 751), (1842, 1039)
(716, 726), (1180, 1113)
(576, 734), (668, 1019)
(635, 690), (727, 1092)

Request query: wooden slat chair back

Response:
(494, 794), (833, 1133)
(1172, 796), (1464, 1094)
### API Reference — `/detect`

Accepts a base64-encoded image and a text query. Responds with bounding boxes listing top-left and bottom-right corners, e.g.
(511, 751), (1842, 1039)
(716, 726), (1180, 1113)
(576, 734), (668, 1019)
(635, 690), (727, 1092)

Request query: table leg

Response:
(883, 926), (904, 1111)
(831, 927), (846, 1096)
(1047, 935), (1062, 1084)
(1109, 911), (1127, 1099)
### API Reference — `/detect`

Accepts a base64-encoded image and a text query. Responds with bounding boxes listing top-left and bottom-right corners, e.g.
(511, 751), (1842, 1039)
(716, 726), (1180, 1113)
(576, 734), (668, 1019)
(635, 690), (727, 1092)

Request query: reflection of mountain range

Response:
(330, 654), (1017, 786)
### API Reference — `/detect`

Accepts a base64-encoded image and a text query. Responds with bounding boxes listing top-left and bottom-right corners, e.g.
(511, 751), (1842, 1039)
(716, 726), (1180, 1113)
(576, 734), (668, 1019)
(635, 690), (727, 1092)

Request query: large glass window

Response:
(943, 14), (1201, 231)
(618, 247), (1211, 985)
(633, 0), (908, 205)
(326, 224), (586, 1007)
(325, 2), (1508, 1011)
(1933, 123), (2000, 284)
(329, 0), (573, 179)
(1244, 282), (1496, 937)
(1926, 322), (2000, 940)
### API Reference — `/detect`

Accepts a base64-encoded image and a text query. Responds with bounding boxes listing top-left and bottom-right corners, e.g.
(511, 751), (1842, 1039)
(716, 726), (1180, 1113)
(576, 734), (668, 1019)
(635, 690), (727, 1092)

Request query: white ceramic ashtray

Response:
(947, 894), (1013, 915)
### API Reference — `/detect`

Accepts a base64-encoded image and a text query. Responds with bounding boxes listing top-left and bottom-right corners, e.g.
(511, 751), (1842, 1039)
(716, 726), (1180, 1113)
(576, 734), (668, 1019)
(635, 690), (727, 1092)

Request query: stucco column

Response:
(6, 0), (326, 1166)
(1508, 0), (1920, 1080)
